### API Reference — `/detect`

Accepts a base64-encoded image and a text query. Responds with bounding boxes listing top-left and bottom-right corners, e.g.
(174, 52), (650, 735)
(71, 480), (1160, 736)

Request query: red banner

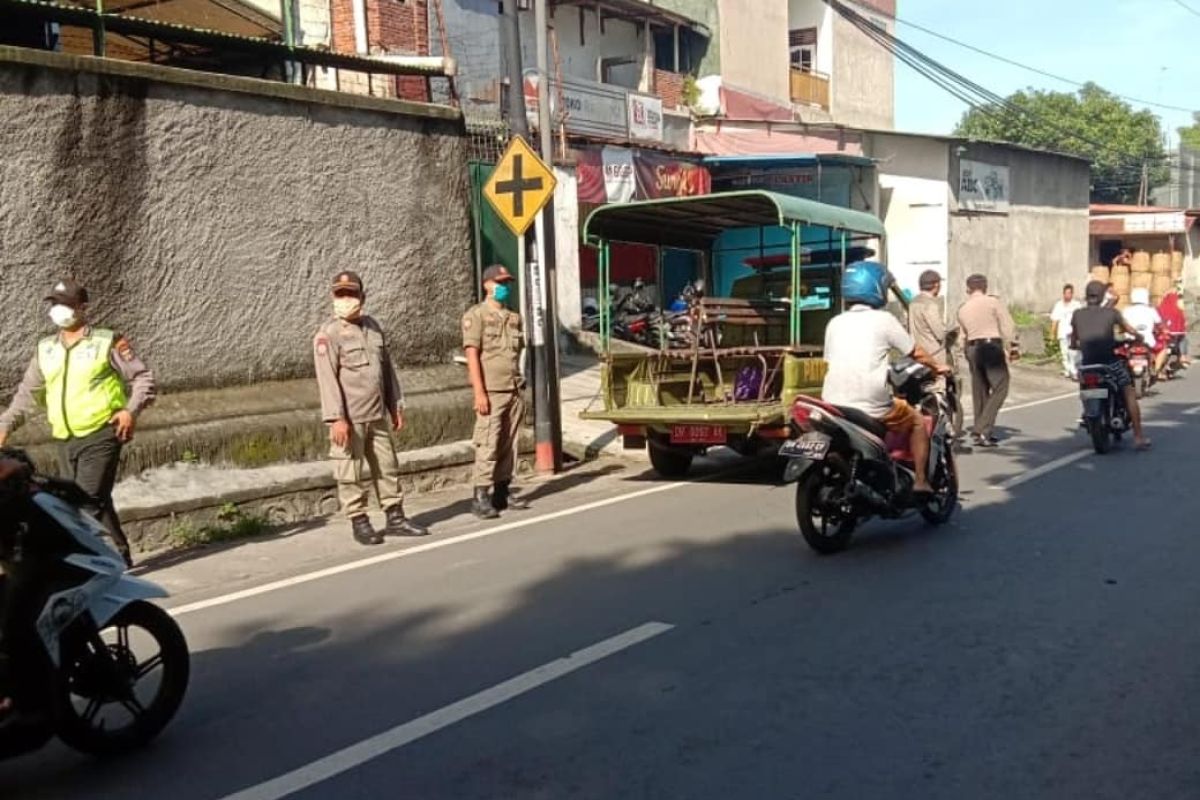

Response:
(576, 147), (710, 204)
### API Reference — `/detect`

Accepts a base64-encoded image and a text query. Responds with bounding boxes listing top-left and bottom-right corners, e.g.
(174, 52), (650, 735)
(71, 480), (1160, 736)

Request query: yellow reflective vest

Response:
(36, 328), (128, 440)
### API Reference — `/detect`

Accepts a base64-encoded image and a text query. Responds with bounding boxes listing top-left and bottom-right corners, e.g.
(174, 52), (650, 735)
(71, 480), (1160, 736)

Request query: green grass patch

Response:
(168, 502), (270, 548)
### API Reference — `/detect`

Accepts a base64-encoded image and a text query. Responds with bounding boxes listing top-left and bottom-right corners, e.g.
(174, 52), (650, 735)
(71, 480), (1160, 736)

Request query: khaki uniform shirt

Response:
(313, 315), (403, 424)
(908, 293), (949, 366)
(462, 302), (523, 393)
(0, 328), (156, 433)
(957, 294), (1016, 345)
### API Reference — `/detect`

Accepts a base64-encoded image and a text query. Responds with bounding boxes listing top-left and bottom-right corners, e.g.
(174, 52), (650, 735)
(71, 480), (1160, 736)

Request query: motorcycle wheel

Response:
(54, 601), (190, 756)
(1087, 416), (1112, 455)
(1137, 373), (1149, 399)
(795, 469), (857, 555)
(920, 448), (959, 525)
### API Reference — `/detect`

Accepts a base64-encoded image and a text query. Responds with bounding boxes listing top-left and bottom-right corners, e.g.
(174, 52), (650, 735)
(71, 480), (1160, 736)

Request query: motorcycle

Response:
(781, 359), (959, 554)
(0, 449), (189, 759)
(1126, 340), (1154, 398)
(1078, 350), (1134, 455)
(1164, 333), (1187, 379)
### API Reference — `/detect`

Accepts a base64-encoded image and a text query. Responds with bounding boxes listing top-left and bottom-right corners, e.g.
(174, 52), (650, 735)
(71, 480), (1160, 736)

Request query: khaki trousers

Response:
(473, 390), (525, 488)
(331, 419), (403, 518)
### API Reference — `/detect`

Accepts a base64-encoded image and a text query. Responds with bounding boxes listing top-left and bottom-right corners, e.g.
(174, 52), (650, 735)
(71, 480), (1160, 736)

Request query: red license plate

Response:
(670, 424), (727, 445)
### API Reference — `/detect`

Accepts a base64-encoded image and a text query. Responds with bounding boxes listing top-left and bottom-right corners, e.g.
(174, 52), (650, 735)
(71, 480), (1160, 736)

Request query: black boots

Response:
(351, 515), (383, 546)
(385, 505), (429, 537)
(472, 487), (500, 519)
(492, 481), (529, 511)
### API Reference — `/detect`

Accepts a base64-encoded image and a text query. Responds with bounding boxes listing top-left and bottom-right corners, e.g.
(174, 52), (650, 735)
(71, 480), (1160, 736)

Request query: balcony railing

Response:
(790, 68), (830, 110)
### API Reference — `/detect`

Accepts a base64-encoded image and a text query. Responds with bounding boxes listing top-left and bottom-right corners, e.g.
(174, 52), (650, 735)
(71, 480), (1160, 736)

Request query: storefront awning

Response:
(583, 190), (885, 250)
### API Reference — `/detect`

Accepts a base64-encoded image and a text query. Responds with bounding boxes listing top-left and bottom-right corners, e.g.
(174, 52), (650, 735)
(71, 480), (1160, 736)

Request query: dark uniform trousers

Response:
(965, 340), (1010, 439)
(59, 424), (129, 556)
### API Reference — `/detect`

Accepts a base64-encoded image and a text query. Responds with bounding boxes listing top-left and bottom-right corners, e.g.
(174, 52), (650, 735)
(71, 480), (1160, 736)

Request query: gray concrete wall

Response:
(830, 2), (894, 130)
(947, 144), (1090, 313)
(0, 47), (473, 393)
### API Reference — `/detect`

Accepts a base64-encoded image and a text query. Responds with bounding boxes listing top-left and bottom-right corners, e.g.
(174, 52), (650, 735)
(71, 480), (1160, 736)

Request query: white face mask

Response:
(49, 304), (78, 329)
(333, 297), (363, 320)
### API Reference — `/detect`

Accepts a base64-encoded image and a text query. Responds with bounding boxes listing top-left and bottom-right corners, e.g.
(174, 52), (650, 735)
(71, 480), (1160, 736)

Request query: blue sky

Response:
(893, 0), (1198, 146)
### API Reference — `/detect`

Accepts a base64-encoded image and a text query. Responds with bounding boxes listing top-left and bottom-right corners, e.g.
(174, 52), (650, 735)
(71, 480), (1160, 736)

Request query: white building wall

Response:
(787, 0), (834, 75)
(552, 166), (583, 332)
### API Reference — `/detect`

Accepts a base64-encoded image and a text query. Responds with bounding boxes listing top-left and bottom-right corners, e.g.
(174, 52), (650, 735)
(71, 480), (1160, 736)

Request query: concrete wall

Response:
(947, 143), (1090, 313)
(0, 48), (474, 393)
(866, 132), (1090, 313)
(830, 0), (894, 130)
(718, 0), (790, 105)
(552, 166), (583, 333)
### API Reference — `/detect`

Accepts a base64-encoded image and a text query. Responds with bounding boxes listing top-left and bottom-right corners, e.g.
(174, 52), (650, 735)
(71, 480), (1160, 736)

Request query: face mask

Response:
(49, 304), (78, 329)
(333, 297), (363, 320)
(492, 283), (512, 304)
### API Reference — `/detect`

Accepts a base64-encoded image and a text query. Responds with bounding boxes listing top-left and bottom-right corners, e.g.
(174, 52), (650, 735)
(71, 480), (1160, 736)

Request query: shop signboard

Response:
(576, 147), (710, 204)
(958, 159), (1010, 213)
(1123, 212), (1187, 233)
(627, 94), (664, 142)
(524, 72), (627, 141)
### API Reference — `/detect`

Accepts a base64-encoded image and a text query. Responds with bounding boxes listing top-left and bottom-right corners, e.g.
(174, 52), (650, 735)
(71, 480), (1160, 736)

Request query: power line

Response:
(893, 15), (1195, 114)
(1172, 0), (1200, 18)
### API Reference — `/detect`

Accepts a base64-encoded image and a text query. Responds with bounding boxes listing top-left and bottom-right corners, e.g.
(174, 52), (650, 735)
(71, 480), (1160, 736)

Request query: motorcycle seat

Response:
(831, 405), (888, 439)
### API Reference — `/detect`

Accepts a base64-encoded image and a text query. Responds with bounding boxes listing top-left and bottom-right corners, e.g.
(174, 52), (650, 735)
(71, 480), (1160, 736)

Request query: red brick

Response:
(654, 69), (683, 110)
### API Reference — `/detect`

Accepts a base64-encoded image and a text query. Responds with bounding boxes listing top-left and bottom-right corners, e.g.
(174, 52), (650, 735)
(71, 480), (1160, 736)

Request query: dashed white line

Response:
(991, 450), (1092, 490)
(216, 621), (675, 800)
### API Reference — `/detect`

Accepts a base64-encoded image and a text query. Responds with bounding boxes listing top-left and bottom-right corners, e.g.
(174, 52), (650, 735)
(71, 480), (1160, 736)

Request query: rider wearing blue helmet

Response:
(822, 261), (946, 495)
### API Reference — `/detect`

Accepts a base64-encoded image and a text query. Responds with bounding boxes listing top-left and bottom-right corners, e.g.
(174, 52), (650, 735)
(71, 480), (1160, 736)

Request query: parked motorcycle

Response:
(781, 359), (959, 554)
(1126, 340), (1154, 398)
(0, 450), (189, 759)
(1078, 352), (1134, 455)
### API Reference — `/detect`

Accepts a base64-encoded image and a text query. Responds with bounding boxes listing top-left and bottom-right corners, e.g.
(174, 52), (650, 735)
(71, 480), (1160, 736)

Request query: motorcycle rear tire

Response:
(54, 601), (190, 757)
(920, 448), (959, 525)
(795, 470), (856, 555)
(1087, 417), (1112, 455)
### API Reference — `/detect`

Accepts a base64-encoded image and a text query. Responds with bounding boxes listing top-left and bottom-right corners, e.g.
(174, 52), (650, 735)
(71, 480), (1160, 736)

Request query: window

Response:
(789, 27), (817, 72)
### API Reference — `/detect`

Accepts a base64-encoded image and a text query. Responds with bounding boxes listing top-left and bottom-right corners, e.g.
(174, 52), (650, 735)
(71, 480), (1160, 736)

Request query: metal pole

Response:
(533, 0), (563, 472)
(500, 0), (529, 138)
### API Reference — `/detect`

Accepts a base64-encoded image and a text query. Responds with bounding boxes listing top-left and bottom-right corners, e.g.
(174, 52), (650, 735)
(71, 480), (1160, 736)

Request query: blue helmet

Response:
(842, 260), (892, 309)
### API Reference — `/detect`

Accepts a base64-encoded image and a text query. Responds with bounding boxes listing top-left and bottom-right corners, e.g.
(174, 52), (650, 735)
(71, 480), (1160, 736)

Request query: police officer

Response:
(463, 265), (530, 519)
(314, 271), (429, 545)
(0, 280), (156, 565)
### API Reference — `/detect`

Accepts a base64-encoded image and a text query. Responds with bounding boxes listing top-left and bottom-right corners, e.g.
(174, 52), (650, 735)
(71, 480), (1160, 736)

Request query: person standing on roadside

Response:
(1050, 283), (1083, 380)
(0, 280), (155, 565)
(909, 270), (950, 373)
(957, 274), (1016, 449)
(463, 265), (530, 520)
(314, 271), (429, 546)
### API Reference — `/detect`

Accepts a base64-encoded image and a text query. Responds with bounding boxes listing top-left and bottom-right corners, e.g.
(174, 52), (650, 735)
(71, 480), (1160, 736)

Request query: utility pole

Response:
(532, 0), (564, 473)
(500, 0), (562, 474)
(1138, 160), (1149, 207)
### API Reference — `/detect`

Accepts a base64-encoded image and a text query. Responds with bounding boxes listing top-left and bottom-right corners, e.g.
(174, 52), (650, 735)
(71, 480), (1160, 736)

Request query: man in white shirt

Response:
(823, 261), (945, 495)
(1050, 283), (1082, 380)
(1122, 287), (1168, 377)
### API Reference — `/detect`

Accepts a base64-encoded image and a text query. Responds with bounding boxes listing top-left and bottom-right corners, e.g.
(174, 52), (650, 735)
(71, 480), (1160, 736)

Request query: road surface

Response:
(4, 377), (1200, 800)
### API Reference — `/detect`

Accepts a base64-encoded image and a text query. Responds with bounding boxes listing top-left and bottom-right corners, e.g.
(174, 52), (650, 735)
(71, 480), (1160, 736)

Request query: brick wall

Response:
(654, 69), (683, 110)
(329, 0), (430, 101)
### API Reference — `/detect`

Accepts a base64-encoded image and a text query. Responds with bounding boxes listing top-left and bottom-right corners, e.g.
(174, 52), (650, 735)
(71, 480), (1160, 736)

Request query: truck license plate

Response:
(1080, 388), (1108, 400)
(780, 433), (831, 460)
(670, 424), (727, 445)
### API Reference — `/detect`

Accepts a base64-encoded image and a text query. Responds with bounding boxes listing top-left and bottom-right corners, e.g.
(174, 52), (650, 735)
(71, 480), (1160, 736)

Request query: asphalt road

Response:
(4, 375), (1200, 800)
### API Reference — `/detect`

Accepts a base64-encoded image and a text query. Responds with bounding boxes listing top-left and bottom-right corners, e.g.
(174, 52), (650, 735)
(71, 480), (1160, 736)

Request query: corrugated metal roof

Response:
(583, 190), (885, 250)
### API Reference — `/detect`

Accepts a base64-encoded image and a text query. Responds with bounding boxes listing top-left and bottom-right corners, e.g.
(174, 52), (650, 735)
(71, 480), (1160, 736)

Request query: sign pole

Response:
(533, 0), (563, 473)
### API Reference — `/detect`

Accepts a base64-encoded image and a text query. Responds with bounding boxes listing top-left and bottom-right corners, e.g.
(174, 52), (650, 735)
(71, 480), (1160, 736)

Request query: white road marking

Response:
(991, 450), (1091, 490)
(965, 391), (1078, 424)
(216, 621), (675, 800)
(1184, 405), (1200, 416)
(170, 481), (688, 617)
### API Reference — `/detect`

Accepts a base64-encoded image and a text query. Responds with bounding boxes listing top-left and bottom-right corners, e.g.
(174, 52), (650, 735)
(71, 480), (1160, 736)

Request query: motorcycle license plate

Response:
(1080, 388), (1109, 400)
(1130, 358), (1148, 370)
(781, 433), (831, 460)
(670, 424), (726, 445)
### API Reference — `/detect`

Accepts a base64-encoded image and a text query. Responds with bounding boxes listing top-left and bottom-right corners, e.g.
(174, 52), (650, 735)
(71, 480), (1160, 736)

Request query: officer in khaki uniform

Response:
(0, 280), (156, 566)
(463, 265), (530, 519)
(314, 271), (429, 545)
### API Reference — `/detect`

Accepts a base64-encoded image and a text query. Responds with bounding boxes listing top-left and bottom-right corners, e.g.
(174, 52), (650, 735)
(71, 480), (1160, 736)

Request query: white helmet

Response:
(1131, 287), (1150, 305)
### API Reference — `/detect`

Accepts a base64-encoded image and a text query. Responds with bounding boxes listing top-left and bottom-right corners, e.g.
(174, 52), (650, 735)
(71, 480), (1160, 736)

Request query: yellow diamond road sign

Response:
(483, 136), (557, 237)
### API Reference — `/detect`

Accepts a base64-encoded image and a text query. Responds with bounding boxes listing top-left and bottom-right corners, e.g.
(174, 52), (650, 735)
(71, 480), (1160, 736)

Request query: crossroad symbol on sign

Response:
(483, 136), (557, 237)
